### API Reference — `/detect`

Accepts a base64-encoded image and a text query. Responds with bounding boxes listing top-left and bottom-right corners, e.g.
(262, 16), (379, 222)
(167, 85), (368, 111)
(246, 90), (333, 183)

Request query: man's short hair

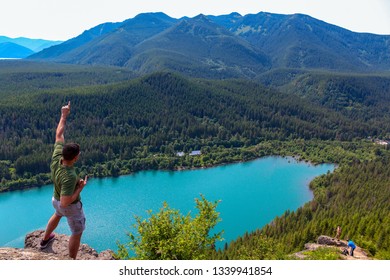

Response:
(62, 143), (80, 161)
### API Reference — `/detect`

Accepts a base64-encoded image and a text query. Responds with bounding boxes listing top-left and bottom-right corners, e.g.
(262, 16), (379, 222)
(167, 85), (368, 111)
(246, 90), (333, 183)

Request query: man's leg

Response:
(67, 201), (86, 259)
(43, 213), (61, 240)
(69, 232), (82, 259)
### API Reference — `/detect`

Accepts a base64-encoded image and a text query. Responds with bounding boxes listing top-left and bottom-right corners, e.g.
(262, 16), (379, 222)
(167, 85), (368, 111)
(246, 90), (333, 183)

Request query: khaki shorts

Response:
(52, 197), (86, 235)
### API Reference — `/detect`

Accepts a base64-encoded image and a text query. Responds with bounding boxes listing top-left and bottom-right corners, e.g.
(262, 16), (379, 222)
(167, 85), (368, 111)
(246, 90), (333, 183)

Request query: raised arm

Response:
(56, 101), (71, 143)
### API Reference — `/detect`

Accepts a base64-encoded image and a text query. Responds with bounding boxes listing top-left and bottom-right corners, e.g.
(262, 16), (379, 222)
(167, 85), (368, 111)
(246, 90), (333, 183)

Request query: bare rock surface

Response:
(317, 235), (347, 247)
(0, 247), (67, 260)
(0, 230), (114, 260)
(293, 235), (371, 260)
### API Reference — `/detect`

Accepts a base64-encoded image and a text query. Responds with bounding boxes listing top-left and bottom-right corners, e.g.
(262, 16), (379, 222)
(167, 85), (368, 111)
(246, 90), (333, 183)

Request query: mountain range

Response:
(27, 12), (390, 77)
(0, 42), (34, 58)
(0, 36), (62, 58)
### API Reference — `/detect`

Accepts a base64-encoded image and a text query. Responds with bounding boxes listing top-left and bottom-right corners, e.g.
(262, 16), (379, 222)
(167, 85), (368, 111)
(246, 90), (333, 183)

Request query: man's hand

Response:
(77, 176), (88, 190)
(60, 176), (87, 208)
(61, 101), (71, 118)
(56, 101), (71, 143)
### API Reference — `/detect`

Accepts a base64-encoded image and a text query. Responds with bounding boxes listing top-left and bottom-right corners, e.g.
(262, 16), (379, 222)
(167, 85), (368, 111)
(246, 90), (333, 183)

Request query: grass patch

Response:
(303, 247), (343, 260)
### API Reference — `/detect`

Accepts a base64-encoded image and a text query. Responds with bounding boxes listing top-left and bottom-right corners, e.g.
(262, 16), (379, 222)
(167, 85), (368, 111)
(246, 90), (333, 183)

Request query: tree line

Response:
(1, 72), (388, 190)
(1, 68), (389, 259)
(213, 149), (390, 259)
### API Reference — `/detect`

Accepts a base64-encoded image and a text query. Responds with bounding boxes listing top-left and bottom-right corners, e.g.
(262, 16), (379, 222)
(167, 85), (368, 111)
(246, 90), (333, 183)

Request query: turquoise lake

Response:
(0, 157), (334, 252)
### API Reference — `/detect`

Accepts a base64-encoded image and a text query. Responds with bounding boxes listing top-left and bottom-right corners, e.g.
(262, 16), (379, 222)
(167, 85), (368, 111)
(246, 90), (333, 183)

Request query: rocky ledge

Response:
(294, 235), (370, 260)
(0, 230), (114, 260)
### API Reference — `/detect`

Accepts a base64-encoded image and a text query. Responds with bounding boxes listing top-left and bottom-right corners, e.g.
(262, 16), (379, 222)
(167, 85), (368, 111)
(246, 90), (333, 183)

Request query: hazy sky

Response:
(1, 0), (389, 40)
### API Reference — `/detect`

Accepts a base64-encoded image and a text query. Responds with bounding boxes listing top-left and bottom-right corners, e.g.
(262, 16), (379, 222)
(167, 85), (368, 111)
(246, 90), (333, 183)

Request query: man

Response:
(335, 225), (341, 241)
(347, 239), (356, 257)
(40, 101), (87, 259)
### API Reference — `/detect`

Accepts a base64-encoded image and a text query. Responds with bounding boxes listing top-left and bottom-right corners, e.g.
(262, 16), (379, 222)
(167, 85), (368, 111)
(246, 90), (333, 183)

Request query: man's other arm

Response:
(60, 176), (88, 208)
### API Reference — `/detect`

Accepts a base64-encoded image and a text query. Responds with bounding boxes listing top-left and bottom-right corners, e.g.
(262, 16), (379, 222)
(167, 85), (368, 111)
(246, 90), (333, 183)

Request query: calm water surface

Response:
(0, 157), (334, 252)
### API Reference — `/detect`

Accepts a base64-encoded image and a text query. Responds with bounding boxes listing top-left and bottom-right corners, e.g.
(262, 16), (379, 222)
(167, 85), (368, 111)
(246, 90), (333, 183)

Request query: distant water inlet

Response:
(0, 157), (334, 252)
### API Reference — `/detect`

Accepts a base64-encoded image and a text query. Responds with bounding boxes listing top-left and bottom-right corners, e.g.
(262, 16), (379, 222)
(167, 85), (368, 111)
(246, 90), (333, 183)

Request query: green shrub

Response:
(115, 195), (222, 260)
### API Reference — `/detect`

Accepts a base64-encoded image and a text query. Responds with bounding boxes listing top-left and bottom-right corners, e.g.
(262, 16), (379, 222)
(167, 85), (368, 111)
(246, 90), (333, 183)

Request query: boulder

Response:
(0, 247), (66, 260)
(317, 235), (347, 247)
(0, 230), (114, 260)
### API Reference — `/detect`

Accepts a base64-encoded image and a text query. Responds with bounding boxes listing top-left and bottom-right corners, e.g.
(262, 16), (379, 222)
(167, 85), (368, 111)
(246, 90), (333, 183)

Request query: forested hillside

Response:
(1, 67), (388, 190)
(124, 15), (270, 78)
(258, 70), (390, 137)
(29, 13), (177, 65)
(0, 60), (135, 99)
(0, 60), (389, 259)
(212, 12), (390, 71)
(216, 150), (390, 260)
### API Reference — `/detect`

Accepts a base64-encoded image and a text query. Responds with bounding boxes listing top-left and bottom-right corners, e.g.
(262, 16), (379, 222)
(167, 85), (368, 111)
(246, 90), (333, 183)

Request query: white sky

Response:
(1, 0), (389, 40)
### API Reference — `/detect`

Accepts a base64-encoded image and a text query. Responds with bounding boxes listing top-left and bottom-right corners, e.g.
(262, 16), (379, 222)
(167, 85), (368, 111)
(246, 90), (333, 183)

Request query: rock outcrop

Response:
(0, 247), (66, 260)
(317, 235), (347, 247)
(293, 235), (370, 260)
(0, 230), (114, 260)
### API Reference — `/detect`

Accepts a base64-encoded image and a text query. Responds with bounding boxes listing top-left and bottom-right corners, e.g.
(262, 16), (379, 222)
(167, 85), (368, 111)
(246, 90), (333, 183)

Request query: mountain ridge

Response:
(29, 12), (177, 66)
(0, 36), (62, 55)
(212, 12), (390, 71)
(124, 14), (270, 77)
(0, 42), (34, 58)
(27, 12), (389, 76)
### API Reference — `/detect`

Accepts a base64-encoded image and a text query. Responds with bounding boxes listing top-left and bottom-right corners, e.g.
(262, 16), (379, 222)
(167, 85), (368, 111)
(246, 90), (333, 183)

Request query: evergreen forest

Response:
(0, 60), (389, 259)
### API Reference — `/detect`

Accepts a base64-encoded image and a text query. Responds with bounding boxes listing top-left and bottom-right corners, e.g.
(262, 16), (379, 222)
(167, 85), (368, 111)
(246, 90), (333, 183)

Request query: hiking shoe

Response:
(40, 234), (55, 249)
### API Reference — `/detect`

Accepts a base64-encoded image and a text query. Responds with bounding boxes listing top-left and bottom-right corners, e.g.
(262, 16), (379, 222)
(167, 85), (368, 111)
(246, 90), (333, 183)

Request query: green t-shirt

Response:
(50, 142), (80, 203)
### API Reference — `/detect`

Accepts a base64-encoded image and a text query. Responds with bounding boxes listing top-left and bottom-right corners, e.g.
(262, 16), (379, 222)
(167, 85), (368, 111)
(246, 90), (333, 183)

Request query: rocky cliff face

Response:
(0, 230), (114, 260)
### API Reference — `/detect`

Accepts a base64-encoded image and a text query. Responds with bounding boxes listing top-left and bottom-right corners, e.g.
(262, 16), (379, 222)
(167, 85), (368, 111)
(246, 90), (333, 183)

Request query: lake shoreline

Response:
(1, 153), (332, 194)
(0, 156), (335, 252)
